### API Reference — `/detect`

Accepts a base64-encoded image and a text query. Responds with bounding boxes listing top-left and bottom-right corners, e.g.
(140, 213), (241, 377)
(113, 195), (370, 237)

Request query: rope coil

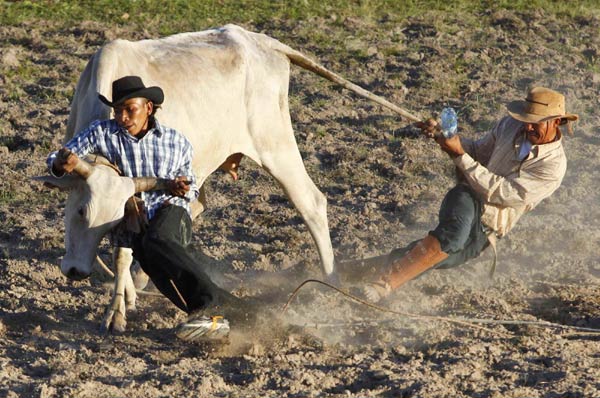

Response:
(282, 279), (600, 337)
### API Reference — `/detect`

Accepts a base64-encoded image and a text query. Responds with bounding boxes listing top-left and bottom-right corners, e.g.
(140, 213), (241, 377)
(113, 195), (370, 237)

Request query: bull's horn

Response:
(71, 158), (94, 179)
(56, 148), (95, 180)
(56, 148), (94, 180)
(132, 177), (170, 193)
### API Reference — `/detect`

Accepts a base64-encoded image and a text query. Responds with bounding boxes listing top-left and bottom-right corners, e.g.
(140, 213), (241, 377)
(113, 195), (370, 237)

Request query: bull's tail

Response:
(262, 35), (421, 122)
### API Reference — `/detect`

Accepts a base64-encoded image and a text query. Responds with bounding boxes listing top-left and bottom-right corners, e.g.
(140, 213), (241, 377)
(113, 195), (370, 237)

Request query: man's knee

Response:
(146, 206), (191, 247)
(432, 216), (472, 253)
(146, 228), (179, 247)
(435, 185), (480, 253)
(439, 187), (477, 220)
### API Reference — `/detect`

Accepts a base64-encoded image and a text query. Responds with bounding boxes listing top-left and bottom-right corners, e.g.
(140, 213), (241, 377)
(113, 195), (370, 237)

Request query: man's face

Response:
(523, 118), (561, 145)
(113, 98), (153, 137)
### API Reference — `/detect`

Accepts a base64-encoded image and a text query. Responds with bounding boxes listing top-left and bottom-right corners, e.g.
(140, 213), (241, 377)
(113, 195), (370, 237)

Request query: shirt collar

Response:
(537, 129), (563, 155)
(518, 138), (532, 161)
(516, 124), (563, 160)
(530, 129), (563, 158)
(150, 117), (164, 137)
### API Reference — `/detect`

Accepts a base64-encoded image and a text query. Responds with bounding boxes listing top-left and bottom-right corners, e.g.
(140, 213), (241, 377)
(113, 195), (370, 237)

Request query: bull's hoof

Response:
(101, 311), (127, 334)
(131, 262), (149, 290)
(112, 319), (127, 333)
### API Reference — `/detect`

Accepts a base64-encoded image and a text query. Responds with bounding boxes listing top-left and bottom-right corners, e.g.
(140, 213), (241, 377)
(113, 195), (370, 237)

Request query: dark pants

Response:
(132, 205), (239, 314)
(391, 184), (489, 269)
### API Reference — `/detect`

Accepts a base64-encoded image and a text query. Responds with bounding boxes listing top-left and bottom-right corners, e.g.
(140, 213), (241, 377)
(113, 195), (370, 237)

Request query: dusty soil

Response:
(1, 9), (600, 398)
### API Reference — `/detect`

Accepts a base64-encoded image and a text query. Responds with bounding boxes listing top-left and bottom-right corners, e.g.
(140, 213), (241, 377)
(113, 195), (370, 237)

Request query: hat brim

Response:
(507, 100), (578, 124)
(98, 86), (164, 107)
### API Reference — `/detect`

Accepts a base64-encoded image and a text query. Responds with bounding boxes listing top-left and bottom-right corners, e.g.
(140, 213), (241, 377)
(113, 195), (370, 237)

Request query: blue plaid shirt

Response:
(47, 118), (199, 220)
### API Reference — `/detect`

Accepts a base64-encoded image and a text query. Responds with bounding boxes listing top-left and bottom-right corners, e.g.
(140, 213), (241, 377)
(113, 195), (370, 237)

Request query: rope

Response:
(282, 279), (511, 337)
(169, 279), (189, 312)
(282, 279), (600, 337)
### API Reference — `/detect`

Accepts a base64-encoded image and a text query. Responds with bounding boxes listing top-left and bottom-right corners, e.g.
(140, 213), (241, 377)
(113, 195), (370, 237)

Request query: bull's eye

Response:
(78, 208), (84, 217)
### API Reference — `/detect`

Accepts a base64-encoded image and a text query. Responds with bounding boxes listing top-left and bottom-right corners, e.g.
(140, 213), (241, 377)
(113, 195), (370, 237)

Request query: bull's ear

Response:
(31, 175), (79, 191)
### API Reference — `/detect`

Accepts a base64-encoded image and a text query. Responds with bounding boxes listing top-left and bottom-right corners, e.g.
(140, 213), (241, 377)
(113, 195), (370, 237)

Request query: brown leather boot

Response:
(363, 235), (449, 303)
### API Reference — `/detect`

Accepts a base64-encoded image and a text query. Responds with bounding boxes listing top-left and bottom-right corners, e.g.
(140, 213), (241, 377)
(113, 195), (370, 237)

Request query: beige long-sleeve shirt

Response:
(454, 116), (567, 237)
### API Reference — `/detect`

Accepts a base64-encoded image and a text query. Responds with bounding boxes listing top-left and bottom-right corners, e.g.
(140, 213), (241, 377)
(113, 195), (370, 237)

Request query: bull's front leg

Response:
(101, 247), (136, 333)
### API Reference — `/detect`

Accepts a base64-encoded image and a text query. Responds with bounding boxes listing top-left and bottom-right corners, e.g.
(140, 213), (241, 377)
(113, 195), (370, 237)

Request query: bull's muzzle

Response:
(63, 266), (90, 281)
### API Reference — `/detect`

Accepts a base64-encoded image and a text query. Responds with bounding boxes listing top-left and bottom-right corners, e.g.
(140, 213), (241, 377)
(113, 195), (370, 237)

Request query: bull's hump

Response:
(152, 26), (243, 51)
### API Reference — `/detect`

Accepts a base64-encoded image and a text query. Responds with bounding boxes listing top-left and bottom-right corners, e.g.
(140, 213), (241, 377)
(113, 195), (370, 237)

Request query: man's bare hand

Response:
(415, 119), (465, 158)
(52, 147), (79, 176)
(415, 118), (440, 139)
(434, 135), (465, 158)
(168, 176), (191, 197)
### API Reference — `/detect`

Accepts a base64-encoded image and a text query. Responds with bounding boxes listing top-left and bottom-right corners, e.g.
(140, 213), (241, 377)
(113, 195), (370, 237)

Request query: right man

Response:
(360, 86), (578, 302)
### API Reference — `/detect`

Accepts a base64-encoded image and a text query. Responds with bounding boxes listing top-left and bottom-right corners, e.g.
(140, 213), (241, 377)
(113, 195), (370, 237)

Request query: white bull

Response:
(35, 24), (416, 332)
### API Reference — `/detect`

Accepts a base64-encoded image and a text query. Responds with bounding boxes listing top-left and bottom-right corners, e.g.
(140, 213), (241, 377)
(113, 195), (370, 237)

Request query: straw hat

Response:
(507, 87), (578, 124)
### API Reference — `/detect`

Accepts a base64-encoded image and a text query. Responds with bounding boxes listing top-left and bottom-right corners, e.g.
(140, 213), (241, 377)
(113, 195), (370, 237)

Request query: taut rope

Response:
(282, 279), (600, 337)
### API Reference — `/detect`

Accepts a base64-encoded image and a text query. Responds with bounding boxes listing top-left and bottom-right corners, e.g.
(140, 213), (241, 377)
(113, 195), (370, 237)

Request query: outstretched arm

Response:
(47, 121), (103, 177)
(415, 117), (499, 164)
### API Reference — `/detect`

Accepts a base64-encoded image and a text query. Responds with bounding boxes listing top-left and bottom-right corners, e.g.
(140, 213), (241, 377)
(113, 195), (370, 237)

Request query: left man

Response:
(47, 75), (249, 341)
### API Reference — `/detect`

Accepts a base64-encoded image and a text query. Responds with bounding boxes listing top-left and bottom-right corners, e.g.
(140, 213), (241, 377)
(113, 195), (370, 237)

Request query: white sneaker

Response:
(175, 315), (230, 342)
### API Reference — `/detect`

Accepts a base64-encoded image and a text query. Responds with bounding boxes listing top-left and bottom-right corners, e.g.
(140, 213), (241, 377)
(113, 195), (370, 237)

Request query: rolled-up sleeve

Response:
(176, 142), (200, 202)
(460, 119), (502, 166)
(46, 121), (101, 174)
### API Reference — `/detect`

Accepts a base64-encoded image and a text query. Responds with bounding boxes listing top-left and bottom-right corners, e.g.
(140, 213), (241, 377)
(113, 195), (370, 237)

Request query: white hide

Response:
(64, 24), (336, 278)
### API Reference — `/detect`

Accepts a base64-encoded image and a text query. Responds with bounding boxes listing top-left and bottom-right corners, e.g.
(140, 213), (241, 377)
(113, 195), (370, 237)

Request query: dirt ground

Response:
(1, 8), (600, 398)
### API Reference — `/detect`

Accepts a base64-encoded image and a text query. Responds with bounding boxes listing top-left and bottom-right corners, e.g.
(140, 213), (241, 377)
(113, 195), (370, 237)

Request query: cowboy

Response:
(360, 87), (578, 302)
(47, 75), (249, 340)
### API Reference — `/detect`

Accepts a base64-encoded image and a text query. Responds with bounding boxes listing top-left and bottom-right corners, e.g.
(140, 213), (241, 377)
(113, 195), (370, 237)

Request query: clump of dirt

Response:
(1, 8), (600, 398)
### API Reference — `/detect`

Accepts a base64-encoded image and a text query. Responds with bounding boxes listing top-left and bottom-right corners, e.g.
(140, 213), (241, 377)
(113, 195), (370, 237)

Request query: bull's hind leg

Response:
(261, 150), (335, 276)
(101, 247), (135, 333)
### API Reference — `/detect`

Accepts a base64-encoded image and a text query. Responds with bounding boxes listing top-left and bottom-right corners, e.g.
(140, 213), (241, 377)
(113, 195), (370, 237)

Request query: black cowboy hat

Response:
(98, 75), (164, 107)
